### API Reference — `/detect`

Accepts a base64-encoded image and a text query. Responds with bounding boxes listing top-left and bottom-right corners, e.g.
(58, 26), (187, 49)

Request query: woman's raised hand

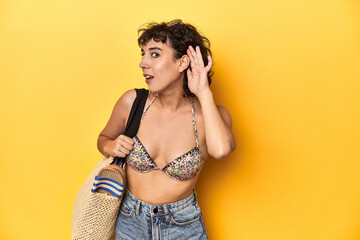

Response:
(104, 134), (134, 158)
(186, 45), (213, 96)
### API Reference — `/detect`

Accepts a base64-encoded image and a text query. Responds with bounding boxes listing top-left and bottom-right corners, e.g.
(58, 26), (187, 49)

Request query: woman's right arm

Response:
(97, 89), (137, 158)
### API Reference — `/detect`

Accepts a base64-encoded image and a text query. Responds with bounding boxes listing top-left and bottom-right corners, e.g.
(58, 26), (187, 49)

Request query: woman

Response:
(97, 19), (236, 239)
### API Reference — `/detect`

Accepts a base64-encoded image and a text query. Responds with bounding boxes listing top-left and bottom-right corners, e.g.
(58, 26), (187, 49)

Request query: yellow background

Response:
(1, 0), (360, 239)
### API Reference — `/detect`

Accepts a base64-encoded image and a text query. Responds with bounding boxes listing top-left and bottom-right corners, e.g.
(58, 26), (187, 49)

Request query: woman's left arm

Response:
(187, 46), (236, 159)
(198, 89), (236, 159)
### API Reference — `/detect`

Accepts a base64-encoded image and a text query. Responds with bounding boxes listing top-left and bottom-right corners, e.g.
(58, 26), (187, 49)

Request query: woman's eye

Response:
(151, 52), (159, 57)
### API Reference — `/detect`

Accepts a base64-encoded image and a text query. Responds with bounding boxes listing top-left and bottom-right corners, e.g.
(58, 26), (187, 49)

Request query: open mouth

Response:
(144, 74), (154, 83)
(144, 74), (154, 80)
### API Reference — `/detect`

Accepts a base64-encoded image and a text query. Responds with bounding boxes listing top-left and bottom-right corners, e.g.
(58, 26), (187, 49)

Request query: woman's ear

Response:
(177, 55), (190, 73)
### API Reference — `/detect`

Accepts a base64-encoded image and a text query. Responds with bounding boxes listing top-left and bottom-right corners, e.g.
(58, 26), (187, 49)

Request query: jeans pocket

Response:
(170, 202), (201, 226)
(119, 201), (135, 218)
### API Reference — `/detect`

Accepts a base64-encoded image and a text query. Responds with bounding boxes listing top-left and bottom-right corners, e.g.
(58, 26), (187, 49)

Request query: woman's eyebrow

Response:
(148, 47), (163, 51)
(141, 47), (163, 53)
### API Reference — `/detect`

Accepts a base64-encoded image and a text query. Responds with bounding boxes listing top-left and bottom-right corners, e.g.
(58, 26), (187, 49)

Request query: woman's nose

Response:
(139, 57), (149, 69)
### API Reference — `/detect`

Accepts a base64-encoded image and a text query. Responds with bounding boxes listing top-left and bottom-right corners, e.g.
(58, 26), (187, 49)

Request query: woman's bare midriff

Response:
(126, 166), (200, 204)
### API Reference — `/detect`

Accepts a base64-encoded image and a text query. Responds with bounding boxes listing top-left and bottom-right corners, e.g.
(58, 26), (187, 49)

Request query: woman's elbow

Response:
(210, 142), (236, 159)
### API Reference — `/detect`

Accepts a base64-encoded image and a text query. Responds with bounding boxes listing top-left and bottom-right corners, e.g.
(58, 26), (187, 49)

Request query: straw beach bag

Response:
(72, 88), (149, 240)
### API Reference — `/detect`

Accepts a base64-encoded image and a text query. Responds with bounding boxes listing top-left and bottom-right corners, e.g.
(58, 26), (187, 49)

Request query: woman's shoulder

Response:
(110, 89), (138, 124)
(114, 89), (137, 109)
(194, 97), (233, 129)
(98, 89), (139, 140)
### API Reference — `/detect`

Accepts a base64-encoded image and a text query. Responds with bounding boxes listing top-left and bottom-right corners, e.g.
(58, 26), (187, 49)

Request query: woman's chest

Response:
(135, 111), (208, 165)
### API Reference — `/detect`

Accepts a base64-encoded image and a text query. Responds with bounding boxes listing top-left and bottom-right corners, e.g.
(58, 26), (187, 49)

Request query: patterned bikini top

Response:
(125, 95), (204, 181)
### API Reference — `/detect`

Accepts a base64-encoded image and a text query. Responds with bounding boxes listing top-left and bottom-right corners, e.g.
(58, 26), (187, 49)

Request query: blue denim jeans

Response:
(115, 189), (208, 240)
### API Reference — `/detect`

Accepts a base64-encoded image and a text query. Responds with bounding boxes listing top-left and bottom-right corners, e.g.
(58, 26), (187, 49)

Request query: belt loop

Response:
(136, 200), (140, 216)
(193, 189), (199, 206)
(193, 188), (197, 200)
(164, 204), (170, 221)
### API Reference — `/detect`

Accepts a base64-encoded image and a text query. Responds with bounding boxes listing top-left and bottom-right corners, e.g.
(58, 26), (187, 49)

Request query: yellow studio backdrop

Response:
(0, 0), (359, 239)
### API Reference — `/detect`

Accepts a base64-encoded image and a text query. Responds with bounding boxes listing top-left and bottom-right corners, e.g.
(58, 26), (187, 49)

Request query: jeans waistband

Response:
(122, 189), (198, 217)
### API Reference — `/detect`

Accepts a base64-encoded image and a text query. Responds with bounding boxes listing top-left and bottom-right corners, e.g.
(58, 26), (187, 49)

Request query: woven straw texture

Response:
(72, 156), (121, 240)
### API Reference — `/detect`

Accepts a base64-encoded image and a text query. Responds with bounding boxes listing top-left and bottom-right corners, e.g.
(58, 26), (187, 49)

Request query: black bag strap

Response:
(111, 88), (149, 166)
(124, 88), (149, 137)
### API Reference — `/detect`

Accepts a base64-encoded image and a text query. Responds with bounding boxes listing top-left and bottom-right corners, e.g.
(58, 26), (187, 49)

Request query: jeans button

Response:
(153, 208), (158, 214)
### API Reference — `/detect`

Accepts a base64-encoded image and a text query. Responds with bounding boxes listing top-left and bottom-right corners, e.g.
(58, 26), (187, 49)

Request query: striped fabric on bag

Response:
(91, 176), (124, 198)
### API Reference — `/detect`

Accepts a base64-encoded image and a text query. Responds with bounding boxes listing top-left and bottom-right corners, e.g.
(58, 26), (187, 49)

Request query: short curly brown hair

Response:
(138, 19), (213, 97)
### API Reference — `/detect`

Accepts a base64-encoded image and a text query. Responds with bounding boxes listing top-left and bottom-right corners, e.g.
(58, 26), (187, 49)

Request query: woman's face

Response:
(139, 39), (184, 93)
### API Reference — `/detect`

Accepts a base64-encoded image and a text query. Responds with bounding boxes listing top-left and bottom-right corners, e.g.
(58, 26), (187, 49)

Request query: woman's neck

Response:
(154, 89), (190, 113)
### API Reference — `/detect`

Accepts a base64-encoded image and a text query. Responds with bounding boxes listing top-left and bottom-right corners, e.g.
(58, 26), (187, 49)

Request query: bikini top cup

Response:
(125, 95), (205, 181)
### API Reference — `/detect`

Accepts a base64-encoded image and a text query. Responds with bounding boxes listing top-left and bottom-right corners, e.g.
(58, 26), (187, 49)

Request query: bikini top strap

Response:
(141, 94), (157, 120)
(190, 98), (200, 148)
